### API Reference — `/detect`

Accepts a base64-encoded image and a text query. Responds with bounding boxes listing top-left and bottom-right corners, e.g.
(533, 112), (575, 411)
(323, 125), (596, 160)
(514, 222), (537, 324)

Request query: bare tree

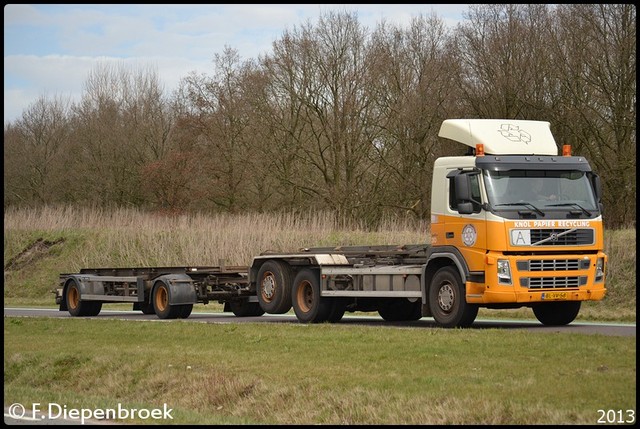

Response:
(453, 4), (555, 119)
(3, 95), (72, 205)
(178, 47), (259, 212)
(71, 62), (176, 208)
(260, 11), (378, 220)
(367, 14), (460, 220)
(548, 4), (636, 227)
(254, 32), (317, 213)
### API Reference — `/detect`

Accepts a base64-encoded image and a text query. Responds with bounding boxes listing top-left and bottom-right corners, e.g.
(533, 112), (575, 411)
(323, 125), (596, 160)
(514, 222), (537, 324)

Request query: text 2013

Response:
(597, 409), (635, 424)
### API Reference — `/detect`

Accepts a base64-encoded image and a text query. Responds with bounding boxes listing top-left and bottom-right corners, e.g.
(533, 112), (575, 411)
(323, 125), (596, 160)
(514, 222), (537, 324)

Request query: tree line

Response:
(3, 4), (636, 229)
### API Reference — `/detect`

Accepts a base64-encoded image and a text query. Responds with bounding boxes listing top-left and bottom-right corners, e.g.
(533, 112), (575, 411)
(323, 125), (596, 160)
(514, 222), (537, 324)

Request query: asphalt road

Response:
(4, 307), (636, 337)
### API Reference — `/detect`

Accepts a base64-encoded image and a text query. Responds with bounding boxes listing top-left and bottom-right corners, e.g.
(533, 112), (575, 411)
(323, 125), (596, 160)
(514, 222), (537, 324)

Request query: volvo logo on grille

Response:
(549, 232), (559, 241)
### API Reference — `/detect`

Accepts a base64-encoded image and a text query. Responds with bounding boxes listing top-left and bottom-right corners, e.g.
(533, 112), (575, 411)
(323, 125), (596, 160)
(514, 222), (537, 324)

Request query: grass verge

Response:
(4, 317), (636, 425)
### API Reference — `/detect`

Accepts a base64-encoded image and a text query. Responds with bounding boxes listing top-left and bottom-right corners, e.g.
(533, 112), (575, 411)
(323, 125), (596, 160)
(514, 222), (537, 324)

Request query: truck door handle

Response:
(446, 232), (454, 238)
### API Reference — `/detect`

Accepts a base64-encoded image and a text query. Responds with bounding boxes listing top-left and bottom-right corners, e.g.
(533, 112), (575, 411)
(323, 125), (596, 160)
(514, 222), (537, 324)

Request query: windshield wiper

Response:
(546, 202), (592, 216)
(495, 202), (545, 217)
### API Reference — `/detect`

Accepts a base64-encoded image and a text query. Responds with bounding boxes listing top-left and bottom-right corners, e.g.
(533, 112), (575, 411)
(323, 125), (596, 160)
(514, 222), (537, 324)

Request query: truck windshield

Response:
(484, 170), (598, 211)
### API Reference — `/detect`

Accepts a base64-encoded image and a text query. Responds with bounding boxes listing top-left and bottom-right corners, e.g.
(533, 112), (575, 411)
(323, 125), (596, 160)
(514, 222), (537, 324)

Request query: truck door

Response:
(444, 170), (487, 273)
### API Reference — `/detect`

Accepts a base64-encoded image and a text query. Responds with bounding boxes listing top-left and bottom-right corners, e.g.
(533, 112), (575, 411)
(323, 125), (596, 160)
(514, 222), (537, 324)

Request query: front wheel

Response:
(291, 269), (332, 323)
(532, 301), (581, 326)
(428, 266), (478, 328)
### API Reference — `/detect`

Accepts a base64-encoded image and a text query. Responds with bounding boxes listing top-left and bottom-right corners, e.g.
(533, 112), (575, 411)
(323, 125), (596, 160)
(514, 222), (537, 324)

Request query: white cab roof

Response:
(438, 119), (558, 155)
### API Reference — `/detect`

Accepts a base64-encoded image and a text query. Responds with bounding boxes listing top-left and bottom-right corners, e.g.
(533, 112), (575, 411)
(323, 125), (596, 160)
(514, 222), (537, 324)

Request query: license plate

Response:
(542, 292), (568, 300)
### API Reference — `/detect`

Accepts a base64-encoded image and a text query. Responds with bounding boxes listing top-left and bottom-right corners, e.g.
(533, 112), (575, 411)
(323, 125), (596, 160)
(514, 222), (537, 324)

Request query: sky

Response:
(4, 4), (469, 125)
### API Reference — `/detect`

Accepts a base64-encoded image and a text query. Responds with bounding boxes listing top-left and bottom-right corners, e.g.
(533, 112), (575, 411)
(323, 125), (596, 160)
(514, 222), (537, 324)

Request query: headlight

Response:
(497, 259), (512, 285)
(595, 257), (605, 282)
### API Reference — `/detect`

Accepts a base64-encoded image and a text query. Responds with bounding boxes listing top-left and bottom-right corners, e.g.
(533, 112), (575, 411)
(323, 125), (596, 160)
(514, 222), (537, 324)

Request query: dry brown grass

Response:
(3, 205), (635, 322)
(4, 205), (428, 269)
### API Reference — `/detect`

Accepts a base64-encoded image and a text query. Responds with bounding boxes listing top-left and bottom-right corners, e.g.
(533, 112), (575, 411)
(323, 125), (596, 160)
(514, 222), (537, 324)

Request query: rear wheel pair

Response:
(256, 260), (345, 323)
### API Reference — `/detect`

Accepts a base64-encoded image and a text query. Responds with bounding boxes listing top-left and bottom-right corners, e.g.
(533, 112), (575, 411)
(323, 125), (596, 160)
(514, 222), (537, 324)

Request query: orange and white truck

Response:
(55, 119), (607, 327)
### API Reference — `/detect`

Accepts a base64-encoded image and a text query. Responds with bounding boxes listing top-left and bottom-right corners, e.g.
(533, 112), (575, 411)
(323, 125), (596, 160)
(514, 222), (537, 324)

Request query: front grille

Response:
(522, 276), (586, 289)
(517, 259), (586, 271)
(530, 229), (594, 246)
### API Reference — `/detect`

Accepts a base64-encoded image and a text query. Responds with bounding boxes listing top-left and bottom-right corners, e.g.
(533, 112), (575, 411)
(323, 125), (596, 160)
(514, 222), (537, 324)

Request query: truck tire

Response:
(153, 282), (182, 319)
(378, 298), (422, 322)
(532, 301), (581, 326)
(428, 266), (478, 328)
(229, 300), (265, 317)
(292, 269), (332, 323)
(177, 304), (193, 319)
(65, 280), (102, 317)
(327, 298), (347, 323)
(256, 260), (293, 314)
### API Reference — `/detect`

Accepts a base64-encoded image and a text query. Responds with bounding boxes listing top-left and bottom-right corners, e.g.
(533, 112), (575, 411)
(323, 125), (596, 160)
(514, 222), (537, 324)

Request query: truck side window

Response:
(449, 173), (482, 213)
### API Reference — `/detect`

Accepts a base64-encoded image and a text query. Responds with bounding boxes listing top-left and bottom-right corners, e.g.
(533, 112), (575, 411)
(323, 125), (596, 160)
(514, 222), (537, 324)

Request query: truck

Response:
(54, 119), (608, 328)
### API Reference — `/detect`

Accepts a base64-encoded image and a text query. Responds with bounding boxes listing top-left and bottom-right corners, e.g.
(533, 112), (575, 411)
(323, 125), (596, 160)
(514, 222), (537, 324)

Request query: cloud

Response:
(4, 54), (213, 123)
(4, 4), (468, 124)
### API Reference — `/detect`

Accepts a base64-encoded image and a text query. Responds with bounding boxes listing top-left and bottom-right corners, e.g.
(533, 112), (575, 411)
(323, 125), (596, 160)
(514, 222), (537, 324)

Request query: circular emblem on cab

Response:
(462, 224), (477, 247)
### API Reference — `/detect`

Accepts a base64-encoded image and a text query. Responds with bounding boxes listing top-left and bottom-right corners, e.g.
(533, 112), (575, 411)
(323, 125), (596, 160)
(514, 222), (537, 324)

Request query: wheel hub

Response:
(297, 280), (312, 312)
(437, 283), (455, 312)
(262, 274), (275, 300)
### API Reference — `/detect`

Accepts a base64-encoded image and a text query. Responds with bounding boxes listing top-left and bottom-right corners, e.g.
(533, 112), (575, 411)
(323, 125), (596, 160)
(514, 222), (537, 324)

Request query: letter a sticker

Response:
(511, 229), (531, 246)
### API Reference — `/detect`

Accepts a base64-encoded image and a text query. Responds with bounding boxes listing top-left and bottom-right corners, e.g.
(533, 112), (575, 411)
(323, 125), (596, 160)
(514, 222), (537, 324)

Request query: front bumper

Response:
(466, 251), (607, 304)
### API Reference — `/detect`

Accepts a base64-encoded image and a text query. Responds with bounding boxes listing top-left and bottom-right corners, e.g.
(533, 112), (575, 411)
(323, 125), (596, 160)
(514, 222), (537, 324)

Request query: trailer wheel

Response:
(532, 301), (581, 326)
(153, 282), (181, 319)
(65, 280), (102, 317)
(292, 269), (332, 323)
(177, 304), (193, 319)
(378, 298), (422, 322)
(428, 266), (478, 328)
(229, 300), (265, 317)
(256, 260), (293, 314)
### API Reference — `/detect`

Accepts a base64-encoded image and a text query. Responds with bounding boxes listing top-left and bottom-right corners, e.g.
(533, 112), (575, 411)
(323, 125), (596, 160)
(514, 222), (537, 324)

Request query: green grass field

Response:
(4, 317), (636, 425)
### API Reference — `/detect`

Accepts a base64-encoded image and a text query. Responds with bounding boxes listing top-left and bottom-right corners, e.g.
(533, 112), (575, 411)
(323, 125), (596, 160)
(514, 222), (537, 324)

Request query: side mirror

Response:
(448, 169), (482, 214)
(454, 174), (471, 201)
(457, 202), (474, 214)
